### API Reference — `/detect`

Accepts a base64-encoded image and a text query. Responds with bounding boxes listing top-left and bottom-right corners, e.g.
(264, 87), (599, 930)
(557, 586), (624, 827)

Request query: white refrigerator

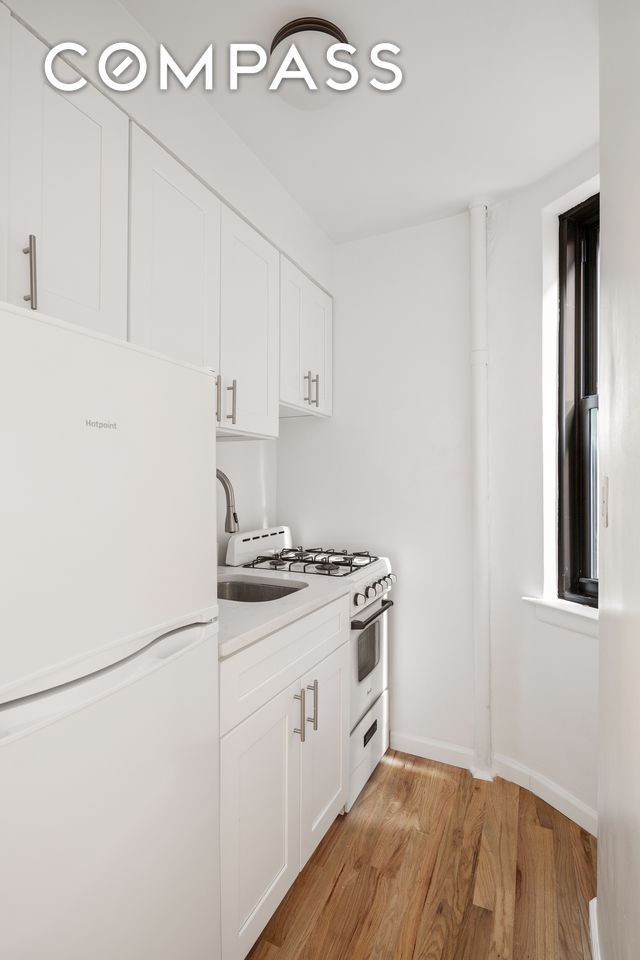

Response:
(0, 303), (221, 959)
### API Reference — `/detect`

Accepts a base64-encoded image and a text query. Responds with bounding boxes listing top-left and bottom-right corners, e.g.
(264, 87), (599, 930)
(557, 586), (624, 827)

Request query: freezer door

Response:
(0, 622), (220, 960)
(0, 303), (218, 701)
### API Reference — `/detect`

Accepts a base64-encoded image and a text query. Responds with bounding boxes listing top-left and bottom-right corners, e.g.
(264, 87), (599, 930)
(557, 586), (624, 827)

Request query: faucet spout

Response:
(216, 469), (239, 533)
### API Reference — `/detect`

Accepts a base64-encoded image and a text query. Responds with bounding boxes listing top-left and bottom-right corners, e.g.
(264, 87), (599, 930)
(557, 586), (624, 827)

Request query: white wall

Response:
(277, 213), (475, 763)
(216, 440), (277, 567)
(598, 2), (640, 956)
(487, 146), (600, 832)
(0, 0), (332, 287)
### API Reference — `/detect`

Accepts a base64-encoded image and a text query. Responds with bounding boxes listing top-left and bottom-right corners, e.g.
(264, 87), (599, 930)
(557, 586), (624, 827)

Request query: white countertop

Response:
(217, 567), (351, 659)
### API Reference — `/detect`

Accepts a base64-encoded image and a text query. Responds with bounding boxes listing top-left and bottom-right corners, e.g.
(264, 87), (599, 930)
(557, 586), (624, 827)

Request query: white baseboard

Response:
(493, 753), (598, 836)
(589, 898), (601, 960)
(390, 732), (475, 771)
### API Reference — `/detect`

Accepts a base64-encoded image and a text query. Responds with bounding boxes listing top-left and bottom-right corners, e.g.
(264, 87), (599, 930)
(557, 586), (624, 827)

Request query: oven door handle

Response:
(351, 599), (394, 631)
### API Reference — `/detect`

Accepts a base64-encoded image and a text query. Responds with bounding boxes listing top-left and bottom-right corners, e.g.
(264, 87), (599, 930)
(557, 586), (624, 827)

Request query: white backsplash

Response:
(216, 439), (277, 567)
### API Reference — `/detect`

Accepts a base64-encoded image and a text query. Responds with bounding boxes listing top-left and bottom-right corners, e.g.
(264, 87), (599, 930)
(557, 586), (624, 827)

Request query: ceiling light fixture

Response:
(269, 17), (349, 110)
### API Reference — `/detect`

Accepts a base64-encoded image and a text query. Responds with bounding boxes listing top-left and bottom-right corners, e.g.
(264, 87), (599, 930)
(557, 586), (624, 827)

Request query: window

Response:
(558, 194), (599, 607)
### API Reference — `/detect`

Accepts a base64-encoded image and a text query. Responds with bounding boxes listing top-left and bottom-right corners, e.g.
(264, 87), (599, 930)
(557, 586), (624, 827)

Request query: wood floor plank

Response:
(476, 778), (520, 960)
(248, 752), (596, 960)
(514, 789), (540, 960)
(533, 798), (593, 960)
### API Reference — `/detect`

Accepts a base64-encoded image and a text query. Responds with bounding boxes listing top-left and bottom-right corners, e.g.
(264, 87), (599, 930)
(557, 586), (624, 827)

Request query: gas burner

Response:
(315, 561), (340, 573)
(282, 549), (314, 562)
(269, 558), (287, 568)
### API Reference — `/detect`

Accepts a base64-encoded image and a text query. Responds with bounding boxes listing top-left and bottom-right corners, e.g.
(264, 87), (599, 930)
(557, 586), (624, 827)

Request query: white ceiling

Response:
(120, 0), (599, 242)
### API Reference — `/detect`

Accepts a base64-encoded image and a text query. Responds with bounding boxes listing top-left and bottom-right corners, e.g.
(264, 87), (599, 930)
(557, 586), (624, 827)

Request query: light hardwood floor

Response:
(248, 750), (597, 960)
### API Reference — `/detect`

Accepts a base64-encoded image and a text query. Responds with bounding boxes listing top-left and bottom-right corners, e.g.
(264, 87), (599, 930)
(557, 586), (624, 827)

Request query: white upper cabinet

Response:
(219, 207), (279, 438)
(280, 257), (333, 417)
(128, 127), (221, 370)
(8, 21), (128, 337)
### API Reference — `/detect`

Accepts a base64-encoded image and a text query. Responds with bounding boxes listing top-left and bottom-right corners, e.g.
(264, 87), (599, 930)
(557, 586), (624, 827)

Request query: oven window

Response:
(358, 621), (380, 682)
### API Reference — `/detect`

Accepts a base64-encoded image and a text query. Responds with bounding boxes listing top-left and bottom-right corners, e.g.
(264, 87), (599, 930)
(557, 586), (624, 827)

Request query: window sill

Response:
(522, 596), (599, 638)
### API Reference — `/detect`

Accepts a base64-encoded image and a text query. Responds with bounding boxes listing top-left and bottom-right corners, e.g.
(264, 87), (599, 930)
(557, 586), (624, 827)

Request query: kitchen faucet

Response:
(216, 469), (239, 533)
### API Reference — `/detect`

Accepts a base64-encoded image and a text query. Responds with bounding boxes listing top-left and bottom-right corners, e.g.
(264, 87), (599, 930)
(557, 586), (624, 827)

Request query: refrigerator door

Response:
(0, 303), (217, 702)
(0, 621), (220, 960)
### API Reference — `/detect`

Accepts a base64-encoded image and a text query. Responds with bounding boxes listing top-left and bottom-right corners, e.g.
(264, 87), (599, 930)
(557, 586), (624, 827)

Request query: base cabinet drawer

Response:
(220, 596), (350, 736)
(220, 642), (350, 960)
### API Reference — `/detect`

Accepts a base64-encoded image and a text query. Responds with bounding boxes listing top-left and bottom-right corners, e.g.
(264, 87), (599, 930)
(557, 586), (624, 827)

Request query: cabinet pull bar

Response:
(313, 373), (320, 407)
(303, 370), (312, 404)
(306, 679), (318, 730)
(22, 234), (37, 310)
(215, 375), (222, 423)
(294, 688), (306, 742)
(226, 379), (237, 425)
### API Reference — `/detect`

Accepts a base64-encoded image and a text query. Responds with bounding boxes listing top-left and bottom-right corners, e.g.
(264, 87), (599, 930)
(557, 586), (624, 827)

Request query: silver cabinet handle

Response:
(215, 375), (222, 423)
(313, 373), (320, 407)
(306, 679), (318, 731)
(294, 688), (306, 742)
(226, 379), (237, 425)
(22, 235), (37, 310)
(303, 370), (313, 404)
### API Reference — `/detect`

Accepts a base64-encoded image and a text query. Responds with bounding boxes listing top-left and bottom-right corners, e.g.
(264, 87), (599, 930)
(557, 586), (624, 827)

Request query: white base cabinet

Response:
(220, 681), (301, 960)
(8, 20), (128, 337)
(220, 598), (350, 960)
(300, 646), (350, 866)
(280, 257), (333, 417)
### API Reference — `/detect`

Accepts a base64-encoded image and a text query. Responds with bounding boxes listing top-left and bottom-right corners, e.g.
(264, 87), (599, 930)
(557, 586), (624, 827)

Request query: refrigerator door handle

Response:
(0, 622), (212, 744)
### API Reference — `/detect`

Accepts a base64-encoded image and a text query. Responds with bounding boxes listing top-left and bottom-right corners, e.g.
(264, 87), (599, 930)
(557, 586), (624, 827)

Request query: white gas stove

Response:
(225, 526), (396, 619)
(225, 526), (395, 809)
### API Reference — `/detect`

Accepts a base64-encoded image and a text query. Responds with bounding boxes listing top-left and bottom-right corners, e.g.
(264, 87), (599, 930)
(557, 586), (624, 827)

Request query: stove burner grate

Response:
(242, 546), (379, 576)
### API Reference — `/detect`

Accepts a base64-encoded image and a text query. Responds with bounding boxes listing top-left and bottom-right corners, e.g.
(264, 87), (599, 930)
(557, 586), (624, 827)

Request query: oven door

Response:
(350, 599), (392, 731)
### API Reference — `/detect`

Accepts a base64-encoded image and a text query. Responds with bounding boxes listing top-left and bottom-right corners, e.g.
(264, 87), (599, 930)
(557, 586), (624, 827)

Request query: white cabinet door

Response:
(220, 207), (279, 437)
(280, 256), (332, 416)
(220, 681), (301, 960)
(129, 127), (221, 369)
(303, 278), (333, 416)
(279, 256), (305, 409)
(300, 643), (350, 866)
(8, 21), (128, 337)
(0, 6), (10, 302)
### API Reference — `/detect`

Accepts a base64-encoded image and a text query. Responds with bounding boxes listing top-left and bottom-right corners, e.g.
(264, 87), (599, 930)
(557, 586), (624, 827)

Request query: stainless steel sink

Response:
(217, 577), (308, 603)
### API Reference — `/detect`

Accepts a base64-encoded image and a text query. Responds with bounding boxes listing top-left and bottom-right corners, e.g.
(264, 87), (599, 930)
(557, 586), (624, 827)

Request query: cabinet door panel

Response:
(129, 127), (221, 368)
(221, 682), (300, 960)
(220, 208), (279, 437)
(9, 22), (128, 337)
(280, 257), (305, 408)
(280, 257), (333, 417)
(302, 281), (333, 416)
(300, 643), (350, 866)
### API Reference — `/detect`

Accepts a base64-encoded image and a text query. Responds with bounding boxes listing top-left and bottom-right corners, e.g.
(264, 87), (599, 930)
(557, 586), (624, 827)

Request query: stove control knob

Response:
(389, 573), (397, 584)
(354, 592), (366, 607)
(375, 581), (384, 595)
(365, 586), (376, 599)
(382, 576), (391, 587)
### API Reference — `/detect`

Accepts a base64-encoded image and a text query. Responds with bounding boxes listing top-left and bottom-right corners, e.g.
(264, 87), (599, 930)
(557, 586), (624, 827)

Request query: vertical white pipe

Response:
(469, 201), (492, 778)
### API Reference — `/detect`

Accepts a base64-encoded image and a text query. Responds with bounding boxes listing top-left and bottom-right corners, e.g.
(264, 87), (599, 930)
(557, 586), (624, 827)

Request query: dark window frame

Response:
(558, 194), (599, 608)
